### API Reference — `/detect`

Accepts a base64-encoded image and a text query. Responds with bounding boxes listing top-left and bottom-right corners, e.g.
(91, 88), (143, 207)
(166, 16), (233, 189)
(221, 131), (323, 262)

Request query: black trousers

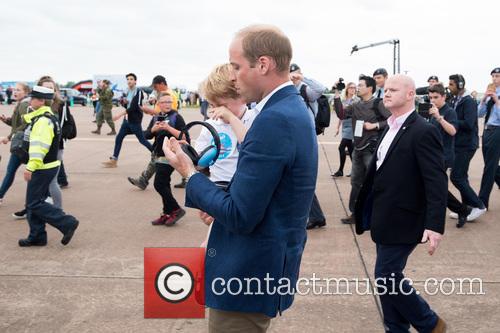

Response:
(337, 138), (354, 173)
(479, 127), (500, 208)
(26, 167), (76, 242)
(154, 163), (180, 215)
(375, 243), (438, 332)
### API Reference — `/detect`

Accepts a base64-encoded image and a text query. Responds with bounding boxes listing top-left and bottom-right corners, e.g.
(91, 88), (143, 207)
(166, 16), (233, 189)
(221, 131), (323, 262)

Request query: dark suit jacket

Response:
(185, 84), (318, 317)
(355, 111), (448, 245)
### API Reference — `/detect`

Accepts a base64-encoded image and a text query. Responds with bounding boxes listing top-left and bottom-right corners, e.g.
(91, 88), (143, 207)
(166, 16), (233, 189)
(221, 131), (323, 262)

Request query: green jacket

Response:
(97, 87), (113, 110)
(5, 98), (30, 140)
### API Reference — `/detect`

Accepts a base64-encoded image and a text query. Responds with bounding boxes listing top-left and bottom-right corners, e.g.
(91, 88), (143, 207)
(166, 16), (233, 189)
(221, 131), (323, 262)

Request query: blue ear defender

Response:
(178, 121), (221, 168)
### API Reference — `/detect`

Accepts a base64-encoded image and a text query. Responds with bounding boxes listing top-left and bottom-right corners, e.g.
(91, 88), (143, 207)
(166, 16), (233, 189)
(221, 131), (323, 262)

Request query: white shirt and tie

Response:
(376, 110), (414, 170)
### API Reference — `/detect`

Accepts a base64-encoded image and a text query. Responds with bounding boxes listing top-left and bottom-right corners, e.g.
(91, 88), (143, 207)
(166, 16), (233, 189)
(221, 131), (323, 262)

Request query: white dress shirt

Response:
(376, 110), (414, 170)
(255, 81), (293, 112)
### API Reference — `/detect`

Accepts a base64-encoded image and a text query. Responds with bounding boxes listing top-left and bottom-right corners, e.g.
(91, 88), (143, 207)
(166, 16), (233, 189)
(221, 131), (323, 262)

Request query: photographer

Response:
(145, 92), (186, 227)
(333, 75), (391, 224)
(428, 83), (471, 227)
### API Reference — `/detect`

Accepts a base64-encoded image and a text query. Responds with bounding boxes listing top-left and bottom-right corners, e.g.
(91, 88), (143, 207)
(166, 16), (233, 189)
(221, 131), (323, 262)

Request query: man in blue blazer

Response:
(164, 24), (317, 332)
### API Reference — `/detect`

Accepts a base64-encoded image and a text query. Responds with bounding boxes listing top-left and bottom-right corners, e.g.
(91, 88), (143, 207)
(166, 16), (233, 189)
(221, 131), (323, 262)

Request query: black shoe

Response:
(59, 182), (69, 188)
(128, 177), (147, 190)
(456, 207), (472, 228)
(18, 238), (47, 247)
(61, 219), (79, 245)
(174, 178), (187, 189)
(12, 209), (27, 220)
(341, 215), (355, 225)
(331, 171), (343, 178)
(306, 219), (326, 229)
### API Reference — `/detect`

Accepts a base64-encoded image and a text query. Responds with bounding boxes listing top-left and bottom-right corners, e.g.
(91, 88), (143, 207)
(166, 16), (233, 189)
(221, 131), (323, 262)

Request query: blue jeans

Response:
(375, 244), (438, 333)
(112, 119), (153, 159)
(450, 149), (485, 209)
(25, 167), (77, 242)
(0, 153), (22, 198)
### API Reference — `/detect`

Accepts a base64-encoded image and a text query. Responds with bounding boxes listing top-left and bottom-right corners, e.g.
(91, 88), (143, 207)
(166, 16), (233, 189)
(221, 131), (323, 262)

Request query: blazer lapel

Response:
(376, 111), (417, 173)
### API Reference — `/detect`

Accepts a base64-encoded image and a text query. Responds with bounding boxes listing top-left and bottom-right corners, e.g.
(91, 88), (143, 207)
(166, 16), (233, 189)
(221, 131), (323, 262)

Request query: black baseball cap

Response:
(152, 75), (167, 85)
(373, 68), (388, 76)
(427, 75), (439, 82)
(289, 63), (300, 73)
(491, 67), (500, 75)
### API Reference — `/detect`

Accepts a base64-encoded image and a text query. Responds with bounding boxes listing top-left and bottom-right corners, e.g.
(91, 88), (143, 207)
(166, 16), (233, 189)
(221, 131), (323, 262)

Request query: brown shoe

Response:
(432, 317), (447, 333)
(102, 159), (117, 168)
(107, 130), (116, 135)
(91, 129), (101, 135)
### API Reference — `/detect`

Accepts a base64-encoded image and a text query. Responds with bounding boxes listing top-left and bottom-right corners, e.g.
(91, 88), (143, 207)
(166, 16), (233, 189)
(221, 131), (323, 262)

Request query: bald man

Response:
(355, 75), (448, 332)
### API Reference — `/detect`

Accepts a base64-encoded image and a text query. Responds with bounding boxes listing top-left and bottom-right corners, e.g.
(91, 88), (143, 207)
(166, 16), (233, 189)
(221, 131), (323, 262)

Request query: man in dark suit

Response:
(355, 75), (448, 332)
(163, 25), (317, 333)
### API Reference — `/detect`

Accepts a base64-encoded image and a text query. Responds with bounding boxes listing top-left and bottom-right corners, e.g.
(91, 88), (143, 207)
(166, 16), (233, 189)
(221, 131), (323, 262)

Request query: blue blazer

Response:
(185, 84), (318, 317)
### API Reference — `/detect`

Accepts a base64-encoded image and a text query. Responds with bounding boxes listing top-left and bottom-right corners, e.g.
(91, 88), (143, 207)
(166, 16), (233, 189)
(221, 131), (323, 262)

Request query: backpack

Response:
(10, 112), (60, 164)
(60, 103), (77, 140)
(299, 84), (331, 135)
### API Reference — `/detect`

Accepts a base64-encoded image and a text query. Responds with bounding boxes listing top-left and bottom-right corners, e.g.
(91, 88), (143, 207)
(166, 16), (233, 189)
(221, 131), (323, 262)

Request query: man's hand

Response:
(429, 105), (440, 119)
(23, 170), (32, 182)
(364, 122), (378, 131)
(421, 229), (443, 255)
(199, 211), (214, 226)
(210, 106), (236, 124)
(0, 114), (7, 123)
(0, 137), (9, 144)
(289, 72), (303, 84)
(162, 137), (196, 178)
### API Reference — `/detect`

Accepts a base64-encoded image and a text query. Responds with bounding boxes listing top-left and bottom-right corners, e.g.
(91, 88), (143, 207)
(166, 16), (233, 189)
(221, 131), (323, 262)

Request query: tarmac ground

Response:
(0, 105), (498, 332)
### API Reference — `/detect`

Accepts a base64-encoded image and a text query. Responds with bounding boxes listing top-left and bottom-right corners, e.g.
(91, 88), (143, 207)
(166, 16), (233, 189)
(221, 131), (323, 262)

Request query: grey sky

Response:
(1, 0), (497, 92)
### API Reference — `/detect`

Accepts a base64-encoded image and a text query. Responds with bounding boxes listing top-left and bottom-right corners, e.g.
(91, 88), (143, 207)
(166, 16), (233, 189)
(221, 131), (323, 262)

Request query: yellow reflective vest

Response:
(23, 106), (61, 172)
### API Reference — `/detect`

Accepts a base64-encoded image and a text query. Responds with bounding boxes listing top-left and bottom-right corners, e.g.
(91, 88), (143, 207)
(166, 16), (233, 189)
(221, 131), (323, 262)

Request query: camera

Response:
(418, 103), (432, 119)
(334, 78), (346, 91)
(156, 115), (167, 122)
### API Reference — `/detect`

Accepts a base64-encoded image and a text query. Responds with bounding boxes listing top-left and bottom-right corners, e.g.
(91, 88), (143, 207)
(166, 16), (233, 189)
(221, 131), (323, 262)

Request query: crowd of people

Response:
(0, 23), (498, 333)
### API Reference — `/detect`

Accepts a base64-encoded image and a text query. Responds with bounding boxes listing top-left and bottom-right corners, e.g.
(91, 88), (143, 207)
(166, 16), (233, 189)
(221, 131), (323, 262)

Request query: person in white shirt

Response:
(195, 63), (259, 241)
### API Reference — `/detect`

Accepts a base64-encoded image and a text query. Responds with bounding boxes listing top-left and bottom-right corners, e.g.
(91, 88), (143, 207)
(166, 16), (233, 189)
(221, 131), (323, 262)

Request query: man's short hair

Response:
(428, 83), (446, 96)
(359, 75), (376, 94)
(236, 25), (292, 73)
(102, 79), (111, 85)
(201, 63), (240, 103)
(126, 73), (137, 81)
(152, 75), (167, 86)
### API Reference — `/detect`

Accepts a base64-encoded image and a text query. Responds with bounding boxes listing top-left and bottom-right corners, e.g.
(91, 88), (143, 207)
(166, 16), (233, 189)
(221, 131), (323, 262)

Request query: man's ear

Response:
(257, 56), (275, 75)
